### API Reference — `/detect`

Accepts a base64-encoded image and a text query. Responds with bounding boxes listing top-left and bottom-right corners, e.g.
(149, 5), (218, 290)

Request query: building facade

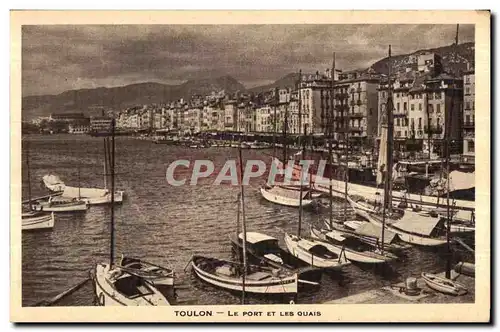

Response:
(463, 71), (475, 158)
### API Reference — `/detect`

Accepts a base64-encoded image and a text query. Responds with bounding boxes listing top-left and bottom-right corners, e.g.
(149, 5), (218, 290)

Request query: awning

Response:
(239, 232), (278, 244)
(355, 222), (397, 244)
(392, 211), (442, 236)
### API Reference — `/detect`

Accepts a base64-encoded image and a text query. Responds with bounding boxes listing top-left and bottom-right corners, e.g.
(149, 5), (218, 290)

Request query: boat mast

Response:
(109, 119), (116, 267)
(78, 165), (81, 200)
(103, 139), (108, 190)
(298, 124), (307, 237)
(26, 140), (32, 210)
(283, 102), (288, 163)
(380, 45), (394, 253)
(329, 52), (336, 227)
(273, 87), (277, 159)
(297, 70), (302, 150)
(237, 146), (248, 304)
(445, 25), (459, 279)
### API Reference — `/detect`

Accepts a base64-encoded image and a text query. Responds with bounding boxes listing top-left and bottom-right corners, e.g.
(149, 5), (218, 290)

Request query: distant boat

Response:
(22, 212), (55, 231)
(260, 186), (315, 207)
(190, 255), (298, 294)
(283, 232), (350, 269)
(30, 195), (88, 212)
(421, 272), (467, 296)
(117, 256), (174, 287)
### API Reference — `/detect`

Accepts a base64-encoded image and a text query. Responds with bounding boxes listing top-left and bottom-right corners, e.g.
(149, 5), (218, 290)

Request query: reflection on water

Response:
(21, 135), (474, 306)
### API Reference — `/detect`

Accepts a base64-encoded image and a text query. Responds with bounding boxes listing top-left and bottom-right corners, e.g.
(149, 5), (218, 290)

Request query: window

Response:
(396, 131), (401, 137)
(404, 130), (407, 137)
(397, 103), (400, 111)
(428, 104), (434, 113)
(419, 103), (422, 111)
(468, 140), (475, 152)
(437, 118), (441, 127)
(466, 114), (470, 124)
(411, 118), (415, 127)
(428, 93), (433, 100)
(435, 92), (440, 99)
(418, 118), (422, 128)
(396, 118), (400, 126)
(466, 87), (470, 95)
(403, 102), (407, 111)
(436, 104), (441, 113)
(466, 102), (471, 109)
(411, 104), (415, 111)
(472, 101), (475, 109)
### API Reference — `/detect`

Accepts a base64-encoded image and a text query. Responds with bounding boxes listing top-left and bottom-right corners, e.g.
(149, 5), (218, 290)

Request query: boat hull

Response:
(260, 188), (313, 207)
(421, 272), (468, 296)
(22, 213), (55, 231)
(191, 256), (298, 294)
(31, 201), (88, 212)
(284, 233), (349, 269)
(93, 263), (170, 306)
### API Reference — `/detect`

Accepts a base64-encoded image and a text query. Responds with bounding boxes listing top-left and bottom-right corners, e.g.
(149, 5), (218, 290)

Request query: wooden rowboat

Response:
(22, 212), (55, 231)
(421, 272), (468, 296)
(191, 255), (298, 294)
(260, 186), (314, 208)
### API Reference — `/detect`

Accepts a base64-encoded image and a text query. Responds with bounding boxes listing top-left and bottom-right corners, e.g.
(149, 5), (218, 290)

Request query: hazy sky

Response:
(22, 24), (474, 96)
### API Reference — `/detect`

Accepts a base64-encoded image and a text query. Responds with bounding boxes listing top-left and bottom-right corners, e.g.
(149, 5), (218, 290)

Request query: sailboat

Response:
(92, 119), (169, 306)
(284, 124), (350, 270)
(192, 146), (299, 296)
(42, 139), (124, 205)
(21, 140), (55, 231)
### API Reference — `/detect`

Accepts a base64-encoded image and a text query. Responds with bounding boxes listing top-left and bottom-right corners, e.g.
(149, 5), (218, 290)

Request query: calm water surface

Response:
(21, 135), (474, 306)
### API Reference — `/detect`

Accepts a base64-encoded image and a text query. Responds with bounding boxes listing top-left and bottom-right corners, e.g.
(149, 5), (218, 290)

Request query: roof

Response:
(355, 222), (397, 244)
(239, 232), (277, 244)
(392, 211), (442, 236)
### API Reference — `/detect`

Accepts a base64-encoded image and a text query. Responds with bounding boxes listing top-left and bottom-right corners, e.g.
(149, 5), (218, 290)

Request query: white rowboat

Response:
(421, 272), (468, 296)
(260, 187), (314, 208)
(22, 212), (55, 231)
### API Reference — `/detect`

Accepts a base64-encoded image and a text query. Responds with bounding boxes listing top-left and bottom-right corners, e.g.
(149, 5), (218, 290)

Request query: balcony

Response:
(356, 88), (362, 93)
(350, 126), (363, 132)
(463, 121), (475, 129)
(335, 92), (348, 99)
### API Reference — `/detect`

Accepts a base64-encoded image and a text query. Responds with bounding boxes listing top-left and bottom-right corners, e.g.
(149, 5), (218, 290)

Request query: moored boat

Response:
(31, 196), (88, 212)
(22, 212), (55, 231)
(93, 263), (170, 306)
(191, 255), (298, 294)
(260, 186), (315, 208)
(309, 226), (398, 264)
(284, 232), (350, 269)
(421, 272), (468, 296)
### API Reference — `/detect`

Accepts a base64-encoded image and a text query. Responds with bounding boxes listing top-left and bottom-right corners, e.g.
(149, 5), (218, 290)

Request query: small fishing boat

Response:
(22, 212), (55, 231)
(325, 220), (410, 253)
(284, 232), (350, 269)
(117, 256), (174, 287)
(309, 226), (398, 264)
(421, 272), (468, 296)
(271, 183), (323, 199)
(260, 186), (315, 207)
(230, 232), (322, 283)
(93, 263), (170, 306)
(31, 196), (88, 212)
(191, 255), (298, 294)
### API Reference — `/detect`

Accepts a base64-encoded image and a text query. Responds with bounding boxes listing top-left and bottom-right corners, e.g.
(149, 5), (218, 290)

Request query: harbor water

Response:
(21, 134), (474, 306)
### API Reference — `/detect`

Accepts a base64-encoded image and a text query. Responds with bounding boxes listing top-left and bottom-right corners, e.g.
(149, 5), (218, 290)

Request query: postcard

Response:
(10, 10), (490, 323)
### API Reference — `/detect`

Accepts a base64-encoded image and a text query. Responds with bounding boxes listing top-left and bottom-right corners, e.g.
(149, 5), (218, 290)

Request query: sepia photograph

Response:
(10, 10), (490, 323)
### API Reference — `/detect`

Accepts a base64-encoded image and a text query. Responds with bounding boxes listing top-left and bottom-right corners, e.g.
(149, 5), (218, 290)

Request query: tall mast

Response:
(380, 45), (394, 253)
(273, 88), (277, 159)
(283, 101), (288, 162)
(297, 70), (302, 149)
(109, 119), (116, 267)
(103, 139), (108, 189)
(445, 24), (459, 279)
(237, 146), (248, 303)
(26, 140), (32, 210)
(78, 165), (81, 200)
(298, 124), (307, 237)
(329, 52), (336, 226)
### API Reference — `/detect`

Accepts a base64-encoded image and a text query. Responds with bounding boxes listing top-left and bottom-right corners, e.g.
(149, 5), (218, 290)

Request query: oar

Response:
(34, 277), (90, 306)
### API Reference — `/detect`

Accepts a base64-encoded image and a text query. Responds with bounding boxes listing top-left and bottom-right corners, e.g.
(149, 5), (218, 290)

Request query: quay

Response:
(323, 270), (474, 304)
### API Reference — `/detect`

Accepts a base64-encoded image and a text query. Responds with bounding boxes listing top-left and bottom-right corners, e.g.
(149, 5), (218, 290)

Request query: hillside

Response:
(22, 76), (246, 120)
(248, 73), (300, 94)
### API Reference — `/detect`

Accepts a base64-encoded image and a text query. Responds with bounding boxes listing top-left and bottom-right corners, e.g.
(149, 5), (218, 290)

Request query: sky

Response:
(22, 24), (474, 97)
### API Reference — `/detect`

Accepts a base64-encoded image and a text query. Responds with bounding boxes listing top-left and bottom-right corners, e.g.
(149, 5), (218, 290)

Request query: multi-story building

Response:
(255, 105), (272, 133)
(298, 71), (331, 134)
(68, 118), (90, 134)
(224, 100), (237, 131)
(90, 116), (113, 133)
(463, 70), (475, 158)
(333, 71), (380, 143)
